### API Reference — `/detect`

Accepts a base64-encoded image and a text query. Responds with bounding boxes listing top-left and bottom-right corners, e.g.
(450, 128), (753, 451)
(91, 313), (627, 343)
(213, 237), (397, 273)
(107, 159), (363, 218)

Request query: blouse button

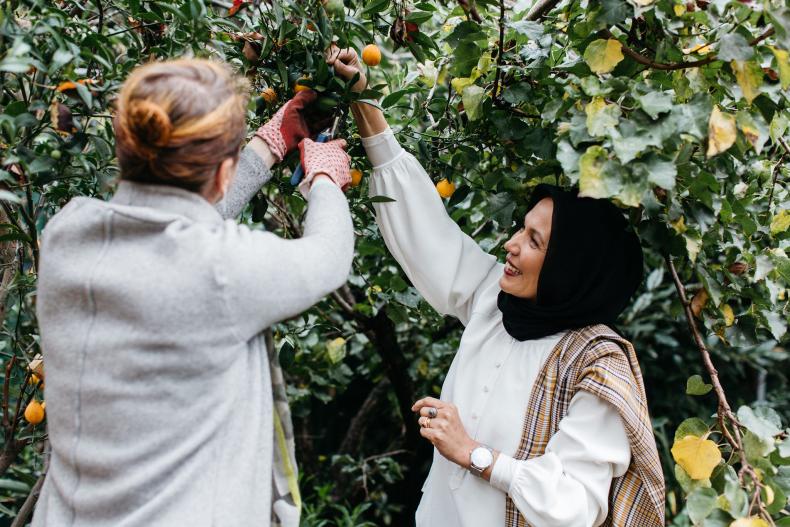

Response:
(495, 362), (502, 368)
(483, 386), (489, 393)
(471, 413), (478, 419)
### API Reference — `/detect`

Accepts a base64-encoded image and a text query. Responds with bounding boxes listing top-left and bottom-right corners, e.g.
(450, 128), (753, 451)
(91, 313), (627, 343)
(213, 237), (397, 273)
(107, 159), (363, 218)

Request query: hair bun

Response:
(126, 99), (172, 157)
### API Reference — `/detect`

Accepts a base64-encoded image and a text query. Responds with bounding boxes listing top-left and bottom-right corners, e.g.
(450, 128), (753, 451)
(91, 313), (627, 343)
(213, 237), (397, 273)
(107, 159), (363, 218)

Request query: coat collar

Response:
(110, 180), (223, 225)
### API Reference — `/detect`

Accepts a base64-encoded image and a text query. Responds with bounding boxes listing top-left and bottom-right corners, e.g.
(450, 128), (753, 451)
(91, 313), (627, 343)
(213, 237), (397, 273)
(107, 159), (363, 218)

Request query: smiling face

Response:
(499, 197), (553, 300)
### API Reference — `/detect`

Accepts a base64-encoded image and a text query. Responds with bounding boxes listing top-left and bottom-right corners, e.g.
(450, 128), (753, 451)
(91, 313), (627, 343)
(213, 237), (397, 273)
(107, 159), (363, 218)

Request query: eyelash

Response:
(519, 228), (538, 249)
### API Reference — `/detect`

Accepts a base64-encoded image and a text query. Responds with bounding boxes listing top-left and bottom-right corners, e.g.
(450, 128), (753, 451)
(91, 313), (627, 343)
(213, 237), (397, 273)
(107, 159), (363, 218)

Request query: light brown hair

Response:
(113, 59), (249, 193)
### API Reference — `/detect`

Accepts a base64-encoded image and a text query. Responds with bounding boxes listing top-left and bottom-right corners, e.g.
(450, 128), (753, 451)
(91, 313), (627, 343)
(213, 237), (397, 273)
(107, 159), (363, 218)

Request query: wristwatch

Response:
(468, 445), (494, 477)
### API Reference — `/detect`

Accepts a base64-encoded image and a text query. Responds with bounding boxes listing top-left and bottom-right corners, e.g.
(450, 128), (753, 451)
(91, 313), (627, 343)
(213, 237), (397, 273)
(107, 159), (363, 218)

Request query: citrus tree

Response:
(0, 0), (789, 525)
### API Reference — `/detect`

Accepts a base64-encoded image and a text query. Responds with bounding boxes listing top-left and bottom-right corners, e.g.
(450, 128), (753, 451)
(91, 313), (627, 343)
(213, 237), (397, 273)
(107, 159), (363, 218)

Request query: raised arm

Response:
(215, 138), (276, 219)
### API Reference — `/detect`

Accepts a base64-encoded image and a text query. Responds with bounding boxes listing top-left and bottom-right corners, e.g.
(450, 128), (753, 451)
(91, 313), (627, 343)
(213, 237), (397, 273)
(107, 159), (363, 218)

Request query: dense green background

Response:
(0, 0), (788, 525)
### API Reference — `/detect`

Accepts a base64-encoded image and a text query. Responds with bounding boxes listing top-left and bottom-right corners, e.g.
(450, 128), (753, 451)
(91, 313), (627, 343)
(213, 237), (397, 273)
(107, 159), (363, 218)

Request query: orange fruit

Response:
(362, 44), (382, 66)
(24, 399), (45, 425)
(41, 402), (46, 411)
(261, 88), (277, 104)
(350, 168), (363, 187)
(436, 179), (455, 198)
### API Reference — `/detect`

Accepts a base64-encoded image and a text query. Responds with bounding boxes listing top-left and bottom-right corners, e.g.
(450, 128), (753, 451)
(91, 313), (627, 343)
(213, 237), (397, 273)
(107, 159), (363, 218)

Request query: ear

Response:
(214, 157), (237, 200)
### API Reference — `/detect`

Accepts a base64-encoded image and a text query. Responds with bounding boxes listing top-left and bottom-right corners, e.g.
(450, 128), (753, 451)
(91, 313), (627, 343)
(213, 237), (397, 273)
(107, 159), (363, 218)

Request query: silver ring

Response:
(427, 407), (438, 419)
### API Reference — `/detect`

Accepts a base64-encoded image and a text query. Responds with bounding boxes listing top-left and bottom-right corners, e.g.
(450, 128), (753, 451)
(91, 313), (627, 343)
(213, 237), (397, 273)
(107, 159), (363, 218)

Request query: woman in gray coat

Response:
(32, 59), (354, 527)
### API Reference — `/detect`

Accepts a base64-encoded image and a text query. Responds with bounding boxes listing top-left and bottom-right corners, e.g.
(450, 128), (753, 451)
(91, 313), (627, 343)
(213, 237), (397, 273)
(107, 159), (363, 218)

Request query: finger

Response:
(419, 427), (437, 443)
(419, 407), (440, 418)
(325, 44), (340, 63)
(331, 59), (358, 81)
(413, 397), (444, 412)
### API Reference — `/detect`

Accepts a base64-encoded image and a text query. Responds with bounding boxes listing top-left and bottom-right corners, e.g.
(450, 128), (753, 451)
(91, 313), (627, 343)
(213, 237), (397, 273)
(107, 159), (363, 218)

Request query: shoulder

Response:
(560, 324), (634, 368)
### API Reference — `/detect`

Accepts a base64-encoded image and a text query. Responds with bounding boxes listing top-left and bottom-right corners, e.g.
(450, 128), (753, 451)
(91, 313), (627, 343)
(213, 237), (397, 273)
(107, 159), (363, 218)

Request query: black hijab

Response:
(497, 184), (644, 341)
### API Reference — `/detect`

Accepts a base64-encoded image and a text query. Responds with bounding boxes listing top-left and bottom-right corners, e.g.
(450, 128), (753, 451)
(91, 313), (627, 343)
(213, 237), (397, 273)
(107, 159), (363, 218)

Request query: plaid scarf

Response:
(505, 324), (665, 527)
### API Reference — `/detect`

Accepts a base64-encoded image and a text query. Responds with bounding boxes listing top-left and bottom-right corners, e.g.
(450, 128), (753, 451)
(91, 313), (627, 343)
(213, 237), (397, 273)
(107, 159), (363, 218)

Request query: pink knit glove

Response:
(297, 138), (351, 197)
(254, 90), (318, 162)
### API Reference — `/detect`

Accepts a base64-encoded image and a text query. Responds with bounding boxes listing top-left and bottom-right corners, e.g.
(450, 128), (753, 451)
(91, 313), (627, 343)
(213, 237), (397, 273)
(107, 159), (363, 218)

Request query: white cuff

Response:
(490, 453), (518, 494)
(360, 127), (405, 169)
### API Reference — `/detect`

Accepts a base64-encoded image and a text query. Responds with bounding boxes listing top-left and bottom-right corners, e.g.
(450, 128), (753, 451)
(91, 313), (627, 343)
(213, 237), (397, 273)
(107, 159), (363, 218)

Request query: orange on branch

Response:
(24, 399), (45, 425)
(436, 179), (455, 198)
(362, 44), (382, 66)
(350, 168), (363, 187)
(294, 77), (311, 93)
(261, 88), (277, 105)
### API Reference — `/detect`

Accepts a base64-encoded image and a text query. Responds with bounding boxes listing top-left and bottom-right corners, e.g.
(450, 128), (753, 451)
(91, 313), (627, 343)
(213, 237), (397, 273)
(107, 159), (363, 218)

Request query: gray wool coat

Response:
(31, 147), (354, 527)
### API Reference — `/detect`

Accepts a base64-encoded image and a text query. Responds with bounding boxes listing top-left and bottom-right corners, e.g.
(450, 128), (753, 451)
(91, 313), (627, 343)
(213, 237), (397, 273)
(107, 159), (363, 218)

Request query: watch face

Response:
(471, 447), (493, 469)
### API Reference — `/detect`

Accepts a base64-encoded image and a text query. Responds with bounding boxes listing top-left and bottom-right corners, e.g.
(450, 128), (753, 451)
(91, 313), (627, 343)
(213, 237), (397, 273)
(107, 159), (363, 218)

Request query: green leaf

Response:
(687, 487), (718, 525)
(675, 417), (709, 442)
(636, 90), (673, 120)
(462, 85), (486, 121)
(737, 406), (782, 443)
(718, 33), (754, 61)
(686, 374), (713, 395)
(451, 41), (482, 77)
(599, 0), (632, 24)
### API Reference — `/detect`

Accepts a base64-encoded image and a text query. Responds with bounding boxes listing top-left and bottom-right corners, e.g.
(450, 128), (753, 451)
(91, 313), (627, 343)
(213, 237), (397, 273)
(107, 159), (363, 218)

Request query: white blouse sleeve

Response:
(363, 128), (499, 325)
(489, 391), (632, 527)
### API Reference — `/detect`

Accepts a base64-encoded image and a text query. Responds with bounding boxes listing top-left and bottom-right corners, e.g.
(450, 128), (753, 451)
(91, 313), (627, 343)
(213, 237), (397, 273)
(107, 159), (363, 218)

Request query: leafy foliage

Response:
(0, 0), (789, 525)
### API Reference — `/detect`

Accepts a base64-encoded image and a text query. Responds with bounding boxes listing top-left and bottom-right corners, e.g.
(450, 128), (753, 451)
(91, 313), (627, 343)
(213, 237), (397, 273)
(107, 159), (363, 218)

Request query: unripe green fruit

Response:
(323, 0), (344, 17)
(50, 149), (62, 160)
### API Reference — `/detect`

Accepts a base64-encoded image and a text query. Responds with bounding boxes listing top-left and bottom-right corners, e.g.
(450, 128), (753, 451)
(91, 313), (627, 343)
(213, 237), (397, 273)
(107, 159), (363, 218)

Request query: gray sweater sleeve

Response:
(219, 179), (354, 340)
(215, 146), (273, 220)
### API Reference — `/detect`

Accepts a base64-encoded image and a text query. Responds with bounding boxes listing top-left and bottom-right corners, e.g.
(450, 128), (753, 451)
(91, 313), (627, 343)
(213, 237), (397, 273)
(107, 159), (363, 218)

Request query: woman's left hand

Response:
(413, 397), (477, 468)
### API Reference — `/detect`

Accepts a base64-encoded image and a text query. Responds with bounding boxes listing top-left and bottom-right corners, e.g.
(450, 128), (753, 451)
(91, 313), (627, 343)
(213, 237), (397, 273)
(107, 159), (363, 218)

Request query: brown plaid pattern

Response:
(504, 324), (665, 527)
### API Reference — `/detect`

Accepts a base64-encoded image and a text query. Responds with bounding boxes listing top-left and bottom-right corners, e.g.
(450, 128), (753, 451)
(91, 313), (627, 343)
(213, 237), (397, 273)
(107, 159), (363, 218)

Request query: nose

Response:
(504, 233), (518, 255)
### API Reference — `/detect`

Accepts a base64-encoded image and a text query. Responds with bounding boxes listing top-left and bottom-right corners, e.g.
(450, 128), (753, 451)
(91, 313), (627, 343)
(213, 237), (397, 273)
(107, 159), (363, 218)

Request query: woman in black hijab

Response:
(329, 46), (664, 527)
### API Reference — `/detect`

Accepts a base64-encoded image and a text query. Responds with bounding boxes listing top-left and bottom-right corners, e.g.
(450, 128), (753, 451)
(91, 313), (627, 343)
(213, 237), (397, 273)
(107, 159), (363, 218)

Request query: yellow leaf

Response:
(771, 47), (790, 90)
(730, 517), (769, 527)
(721, 304), (735, 326)
(771, 209), (790, 235)
(670, 215), (686, 234)
(707, 106), (737, 157)
(578, 145), (610, 199)
(584, 39), (624, 74)
(671, 435), (722, 479)
(585, 97), (620, 137)
(673, 3), (686, 16)
(731, 60), (763, 104)
(683, 42), (713, 55)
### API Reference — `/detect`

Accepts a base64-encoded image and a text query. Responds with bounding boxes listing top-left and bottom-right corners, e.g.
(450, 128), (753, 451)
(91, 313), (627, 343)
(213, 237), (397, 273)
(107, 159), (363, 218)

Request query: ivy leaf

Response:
(770, 47), (790, 89)
(579, 146), (623, 199)
(462, 85), (485, 121)
(599, 0), (632, 25)
(636, 90), (673, 119)
(557, 140), (581, 182)
(706, 106), (737, 157)
(671, 435), (722, 479)
(737, 406), (782, 443)
(736, 111), (768, 154)
(731, 60), (763, 104)
(771, 210), (790, 235)
(585, 97), (621, 137)
(686, 375), (713, 395)
(718, 33), (754, 61)
(686, 487), (718, 525)
(583, 39), (624, 74)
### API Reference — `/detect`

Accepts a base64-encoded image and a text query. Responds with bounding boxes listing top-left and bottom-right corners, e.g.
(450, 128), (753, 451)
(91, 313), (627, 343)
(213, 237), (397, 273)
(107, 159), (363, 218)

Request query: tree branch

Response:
(457, 0), (482, 23)
(492, 0), (506, 104)
(10, 440), (49, 527)
(338, 379), (390, 455)
(525, 0), (562, 21)
(603, 27), (775, 71)
(666, 256), (770, 520)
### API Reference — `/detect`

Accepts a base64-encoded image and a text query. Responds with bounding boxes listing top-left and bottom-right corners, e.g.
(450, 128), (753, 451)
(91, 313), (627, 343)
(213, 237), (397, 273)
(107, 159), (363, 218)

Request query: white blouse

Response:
(362, 128), (632, 527)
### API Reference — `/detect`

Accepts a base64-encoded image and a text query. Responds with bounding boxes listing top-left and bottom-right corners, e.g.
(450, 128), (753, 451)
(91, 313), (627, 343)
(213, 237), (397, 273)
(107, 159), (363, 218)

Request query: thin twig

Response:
(603, 27), (774, 71)
(768, 152), (786, 209)
(525, 0), (562, 21)
(492, 0), (506, 104)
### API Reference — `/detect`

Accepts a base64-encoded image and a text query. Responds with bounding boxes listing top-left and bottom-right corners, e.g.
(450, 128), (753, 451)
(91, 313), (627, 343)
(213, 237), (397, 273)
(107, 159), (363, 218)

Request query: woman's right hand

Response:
(297, 137), (351, 197)
(326, 45), (367, 93)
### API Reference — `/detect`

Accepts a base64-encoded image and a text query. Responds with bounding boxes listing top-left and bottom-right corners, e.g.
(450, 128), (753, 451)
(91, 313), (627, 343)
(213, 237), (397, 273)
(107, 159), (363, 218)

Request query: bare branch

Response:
(525, 0), (562, 21)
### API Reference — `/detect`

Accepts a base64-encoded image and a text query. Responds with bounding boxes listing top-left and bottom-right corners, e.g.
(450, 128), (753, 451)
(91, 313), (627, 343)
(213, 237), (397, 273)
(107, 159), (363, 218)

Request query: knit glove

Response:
(297, 137), (351, 197)
(255, 90), (326, 162)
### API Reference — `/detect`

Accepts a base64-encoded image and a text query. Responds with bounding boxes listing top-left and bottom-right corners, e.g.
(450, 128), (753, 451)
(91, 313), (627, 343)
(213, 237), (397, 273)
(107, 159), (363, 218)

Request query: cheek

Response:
(518, 249), (545, 278)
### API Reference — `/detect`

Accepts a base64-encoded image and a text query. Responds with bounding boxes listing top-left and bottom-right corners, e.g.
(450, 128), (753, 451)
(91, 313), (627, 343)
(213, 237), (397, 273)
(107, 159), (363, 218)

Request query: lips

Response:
(504, 258), (522, 277)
